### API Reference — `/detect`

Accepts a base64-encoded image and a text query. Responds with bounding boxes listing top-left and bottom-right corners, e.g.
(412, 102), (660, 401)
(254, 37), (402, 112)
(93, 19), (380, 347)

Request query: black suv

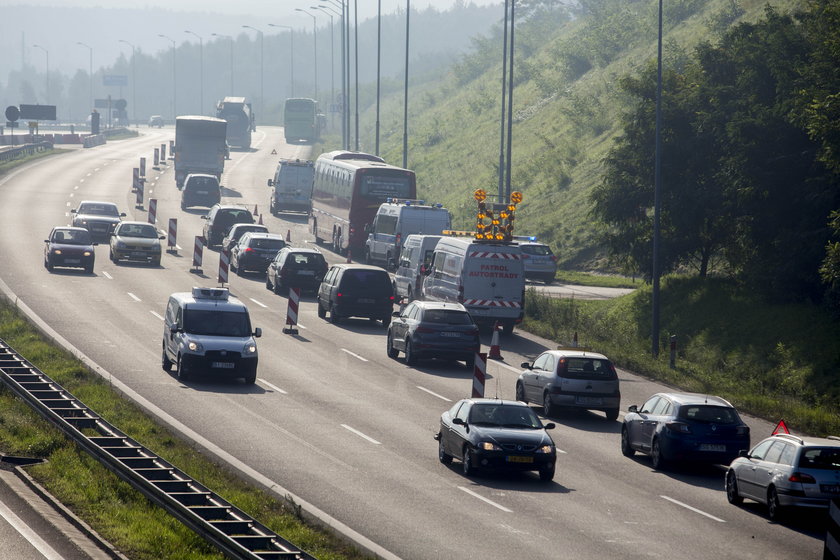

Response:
(201, 204), (255, 247)
(317, 264), (395, 326)
(266, 247), (328, 294)
(181, 174), (221, 210)
(230, 232), (287, 275)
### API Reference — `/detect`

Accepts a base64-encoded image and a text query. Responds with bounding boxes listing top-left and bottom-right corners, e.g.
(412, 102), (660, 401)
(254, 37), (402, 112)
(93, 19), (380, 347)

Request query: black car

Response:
(621, 392), (750, 470)
(44, 226), (96, 273)
(230, 233), (287, 275)
(387, 301), (480, 368)
(266, 247), (328, 294)
(221, 223), (269, 254)
(181, 174), (221, 210)
(201, 204), (255, 247)
(436, 398), (557, 481)
(71, 200), (125, 241)
(317, 264), (395, 326)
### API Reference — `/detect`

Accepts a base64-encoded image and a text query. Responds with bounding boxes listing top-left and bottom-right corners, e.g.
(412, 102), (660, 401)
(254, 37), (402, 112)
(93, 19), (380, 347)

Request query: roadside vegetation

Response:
(0, 146), (65, 176)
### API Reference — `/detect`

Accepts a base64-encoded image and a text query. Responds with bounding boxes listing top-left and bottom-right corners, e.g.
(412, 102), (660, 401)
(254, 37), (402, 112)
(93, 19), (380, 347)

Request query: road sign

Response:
(5, 105), (20, 122)
(94, 98), (111, 109)
(19, 104), (56, 120)
(115, 98), (127, 111)
(103, 74), (128, 87)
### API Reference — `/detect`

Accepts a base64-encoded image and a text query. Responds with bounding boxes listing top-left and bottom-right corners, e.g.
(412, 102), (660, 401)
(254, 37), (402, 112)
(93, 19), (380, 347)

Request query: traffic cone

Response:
(258, 213), (264, 225)
(286, 229), (291, 242)
(254, 204), (259, 216)
(346, 248), (352, 263)
(488, 321), (504, 360)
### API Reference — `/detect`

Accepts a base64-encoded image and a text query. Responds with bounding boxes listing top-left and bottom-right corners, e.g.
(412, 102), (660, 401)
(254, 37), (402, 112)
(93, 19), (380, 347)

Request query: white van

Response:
(364, 199), (451, 270)
(421, 236), (525, 334)
(394, 234), (443, 301)
(267, 158), (315, 215)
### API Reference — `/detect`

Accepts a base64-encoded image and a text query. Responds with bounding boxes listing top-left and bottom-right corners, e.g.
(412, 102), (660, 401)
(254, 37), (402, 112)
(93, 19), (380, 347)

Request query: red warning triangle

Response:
(271, 149), (277, 154)
(772, 419), (790, 435)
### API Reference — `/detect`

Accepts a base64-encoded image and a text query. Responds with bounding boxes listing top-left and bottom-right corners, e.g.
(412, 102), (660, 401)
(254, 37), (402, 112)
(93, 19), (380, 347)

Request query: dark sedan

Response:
(44, 226), (96, 273)
(387, 301), (480, 368)
(71, 200), (125, 240)
(621, 392), (750, 470)
(266, 247), (328, 294)
(230, 233), (287, 275)
(436, 398), (557, 481)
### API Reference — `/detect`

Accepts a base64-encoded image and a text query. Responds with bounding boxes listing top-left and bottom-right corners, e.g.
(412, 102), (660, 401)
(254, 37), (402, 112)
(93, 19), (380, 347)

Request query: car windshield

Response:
(468, 404), (543, 429)
(341, 270), (392, 291)
(183, 310), (251, 337)
(188, 177), (217, 188)
(677, 405), (740, 424)
(288, 253), (324, 267)
(521, 244), (552, 256)
(799, 447), (840, 470)
(562, 357), (616, 380)
(52, 229), (92, 245)
(231, 226), (266, 240)
(422, 309), (473, 325)
(250, 238), (285, 250)
(118, 224), (159, 238)
(79, 203), (119, 216)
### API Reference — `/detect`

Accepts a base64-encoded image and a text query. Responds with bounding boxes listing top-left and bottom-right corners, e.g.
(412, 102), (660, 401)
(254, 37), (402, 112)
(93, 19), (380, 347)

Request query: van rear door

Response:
(461, 244), (525, 324)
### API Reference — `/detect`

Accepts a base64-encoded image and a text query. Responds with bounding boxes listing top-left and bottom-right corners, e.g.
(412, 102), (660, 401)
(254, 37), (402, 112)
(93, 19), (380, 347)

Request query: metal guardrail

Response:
(0, 141), (54, 163)
(0, 340), (316, 560)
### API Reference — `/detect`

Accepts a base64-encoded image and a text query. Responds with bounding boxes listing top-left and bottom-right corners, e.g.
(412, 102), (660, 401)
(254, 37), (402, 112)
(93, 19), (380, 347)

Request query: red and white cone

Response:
(258, 213), (264, 225)
(253, 204), (259, 216)
(346, 248), (352, 263)
(488, 321), (504, 360)
(286, 229), (291, 242)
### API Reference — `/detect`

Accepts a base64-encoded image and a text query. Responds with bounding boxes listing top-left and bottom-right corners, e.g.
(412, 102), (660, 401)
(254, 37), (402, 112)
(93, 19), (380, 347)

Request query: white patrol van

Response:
(364, 199), (451, 270)
(421, 236), (525, 334)
(161, 287), (262, 384)
(267, 158), (315, 215)
(394, 234), (443, 301)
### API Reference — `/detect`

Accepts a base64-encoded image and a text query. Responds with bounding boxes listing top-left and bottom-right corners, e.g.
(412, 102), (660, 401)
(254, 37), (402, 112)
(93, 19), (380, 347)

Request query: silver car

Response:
(109, 221), (165, 265)
(517, 240), (558, 284)
(725, 433), (840, 520)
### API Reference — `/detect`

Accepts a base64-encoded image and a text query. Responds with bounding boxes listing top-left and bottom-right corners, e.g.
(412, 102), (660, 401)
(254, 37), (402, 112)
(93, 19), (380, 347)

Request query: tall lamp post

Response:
(325, 0), (348, 148)
(158, 34), (177, 120)
(402, 0), (410, 168)
(211, 33), (234, 94)
(184, 30), (204, 114)
(32, 44), (49, 103)
(118, 40), (136, 125)
(242, 25), (264, 122)
(268, 24), (295, 98)
(76, 42), (93, 111)
(313, 5), (335, 131)
(295, 9), (318, 102)
(652, 0), (664, 357)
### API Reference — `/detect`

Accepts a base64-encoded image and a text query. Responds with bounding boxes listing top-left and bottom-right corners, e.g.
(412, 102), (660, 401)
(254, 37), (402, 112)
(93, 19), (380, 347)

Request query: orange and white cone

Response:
(258, 213), (264, 225)
(286, 229), (291, 242)
(488, 321), (504, 360)
(346, 248), (352, 263)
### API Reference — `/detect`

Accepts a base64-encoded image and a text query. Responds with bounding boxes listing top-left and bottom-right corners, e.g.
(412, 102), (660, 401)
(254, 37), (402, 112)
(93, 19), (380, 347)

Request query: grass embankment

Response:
(0, 303), (369, 560)
(553, 269), (639, 289)
(523, 275), (840, 436)
(0, 147), (66, 176)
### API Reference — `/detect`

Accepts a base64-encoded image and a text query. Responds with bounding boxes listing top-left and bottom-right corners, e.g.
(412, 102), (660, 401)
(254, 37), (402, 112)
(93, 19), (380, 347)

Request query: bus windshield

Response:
(360, 173), (413, 199)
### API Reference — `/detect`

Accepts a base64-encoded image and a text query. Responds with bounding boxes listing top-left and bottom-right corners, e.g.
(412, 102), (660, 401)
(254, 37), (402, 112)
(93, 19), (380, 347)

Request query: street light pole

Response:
(268, 24), (295, 98)
(76, 42), (93, 112)
(313, 6), (335, 131)
(211, 33), (234, 93)
(402, 0), (410, 168)
(498, 1), (509, 200)
(184, 31), (203, 114)
(376, 0), (381, 155)
(32, 44), (49, 104)
(118, 40), (136, 125)
(295, 9), (318, 102)
(242, 25), (264, 122)
(158, 34), (177, 120)
(504, 0), (515, 200)
(326, 0), (347, 148)
(652, 0), (664, 357)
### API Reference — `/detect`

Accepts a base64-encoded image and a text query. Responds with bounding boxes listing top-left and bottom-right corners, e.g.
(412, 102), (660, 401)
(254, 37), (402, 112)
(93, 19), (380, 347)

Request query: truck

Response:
(174, 116), (227, 189)
(215, 97), (254, 149)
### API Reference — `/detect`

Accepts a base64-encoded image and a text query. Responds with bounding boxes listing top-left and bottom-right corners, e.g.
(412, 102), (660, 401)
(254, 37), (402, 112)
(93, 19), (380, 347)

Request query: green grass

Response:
(522, 275), (840, 436)
(0, 147), (66, 176)
(553, 269), (640, 289)
(0, 303), (371, 560)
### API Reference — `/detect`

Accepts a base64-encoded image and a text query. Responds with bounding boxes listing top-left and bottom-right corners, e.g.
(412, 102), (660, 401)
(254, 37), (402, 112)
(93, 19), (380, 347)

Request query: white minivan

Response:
(421, 236), (525, 334)
(364, 200), (451, 270)
(394, 234), (442, 301)
(267, 158), (315, 215)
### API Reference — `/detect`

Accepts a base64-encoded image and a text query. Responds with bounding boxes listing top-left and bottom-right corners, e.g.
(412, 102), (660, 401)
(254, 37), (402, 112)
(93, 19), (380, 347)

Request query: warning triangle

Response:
(772, 419), (790, 435)
(271, 149), (277, 154)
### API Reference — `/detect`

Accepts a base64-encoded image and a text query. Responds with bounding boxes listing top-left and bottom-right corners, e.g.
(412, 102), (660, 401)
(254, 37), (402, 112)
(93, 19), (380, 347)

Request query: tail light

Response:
(522, 254), (530, 259)
(244, 247), (254, 253)
(788, 472), (816, 484)
(736, 425), (750, 436)
(396, 232), (402, 247)
(388, 295), (395, 302)
(337, 292), (343, 298)
(550, 255), (558, 262)
(665, 422), (691, 433)
(415, 326), (435, 334)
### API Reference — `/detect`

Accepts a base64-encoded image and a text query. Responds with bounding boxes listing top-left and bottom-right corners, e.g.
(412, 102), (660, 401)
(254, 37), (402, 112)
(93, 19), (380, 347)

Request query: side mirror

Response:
(159, 234), (166, 240)
(520, 361), (532, 369)
(738, 449), (749, 458)
(169, 323), (178, 333)
(628, 405), (638, 413)
(44, 239), (49, 243)
(253, 327), (262, 338)
(92, 242), (99, 246)
(544, 423), (556, 430)
(392, 311), (400, 317)
(120, 212), (127, 217)
(452, 418), (465, 426)
(267, 179), (273, 187)
(201, 215), (209, 220)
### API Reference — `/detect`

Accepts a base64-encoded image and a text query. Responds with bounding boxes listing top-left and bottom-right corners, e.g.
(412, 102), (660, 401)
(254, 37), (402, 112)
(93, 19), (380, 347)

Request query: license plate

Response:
(131, 251), (147, 257)
(298, 270), (315, 275)
(358, 298), (375, 304)
(211, 362), (235, 369)
(440, 332), (460, 337)
(699, 444), (726, 452)
(65, 259), (80, 263)
(575, 396), (603, 406)
(506, 456), (533, 464)
(471, 308), (490, 315)
(196, 190), (208, 194)
(821, 484), (840, 494)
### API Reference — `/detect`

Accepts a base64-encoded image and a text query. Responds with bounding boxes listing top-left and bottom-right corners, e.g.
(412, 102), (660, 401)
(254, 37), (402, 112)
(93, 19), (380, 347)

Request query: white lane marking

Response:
(416, 386), (451, 402)
(69, 193), (74, 198)
(660, 495), (726, 523)
(127, 292), (141, 302)
(249, 298), (268, 308)
(458, 486), (513, 513)
(79, 178), (84, 183)
(341, 348), (368, 362)
(259, 379), (288, 394)
(86, 172), (91, 176)
(150, 311), (164, 321)
(341, 424), (381, 445)
(0, 499), (64, 560)
(494, 360), (521, 374)
(94, 167), (100, 171)
(101, 271), (113, 280)
(74, 185), (79, 190)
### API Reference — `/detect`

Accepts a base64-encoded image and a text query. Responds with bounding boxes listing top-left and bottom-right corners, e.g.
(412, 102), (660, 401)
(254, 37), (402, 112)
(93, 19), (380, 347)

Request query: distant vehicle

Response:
(44, 226), (96, 273)
(148, 115), (164, 128)
(621, 392), (750, 470)
(317, 263), (395, 325)
(266, 247), (328, 295)
(267, 159), (315, 215)
(230, 232), (287, 275)
(515, 238), (558, 284)
(386, 301), (480, 368)
(435, 398), (557, 481)
(215, 97), (254, 149)
(365, 199), (451, 270)
(283, 98), (320, 143)
(725, 433), (840, 521)
(180, 174), (221, 210)
(310, 151), (416, 256)
(109, 221), (165, 266)
(201, 204), (255, 247)
(394, 234), (443, 301)
(174, 116), (227, 188)
(221, 223), (269, 254)
(516, 349), (621, 421)
(161, 287), (261, 384)
(71, 200), (125, 241)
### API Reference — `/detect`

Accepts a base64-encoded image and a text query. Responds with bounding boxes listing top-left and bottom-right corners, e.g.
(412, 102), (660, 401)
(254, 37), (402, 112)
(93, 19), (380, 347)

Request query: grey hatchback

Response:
(386, 301), (480, 368)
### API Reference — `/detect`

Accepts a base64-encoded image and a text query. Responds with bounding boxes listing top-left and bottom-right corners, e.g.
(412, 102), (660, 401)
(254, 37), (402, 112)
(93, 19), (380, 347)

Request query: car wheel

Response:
(767, 487), (785, 521)
(404, 339), (417, 365)
(651, 438), (668, 470)
(381, 315), (391, 328)
(386, 332), (399, 359)
(605, 408), (619, 422)
(109, 249), (117, 263)
(161, 346), (173, 372)
(243, 372), (257, 385)
(329, 304), (341, 324)
(438, 437), (453, 465)
(726, 471), (744, 505)
(45, 257), (54, 271)
(502, 322), (514, 336)
(620, 426), (635, 457)
(542, 392), (556, 417)
(317, 302), (326, 319)
(465, 355), (475, 369)
(539, 463), (555, 482)
(515, 382), (526, 403)
(153, 257), (161, 267)
(176, 354), (191, 382)
(462, 447), (475, 476)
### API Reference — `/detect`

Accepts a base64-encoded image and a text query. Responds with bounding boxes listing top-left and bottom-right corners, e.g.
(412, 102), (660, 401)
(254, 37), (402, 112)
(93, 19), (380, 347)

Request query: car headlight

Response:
(53, 249), (62, 255)
(244, 343), (257, 354)
(187, 340), (203, 352)
(479, 442), (502, 451)
(116, 241), (127, 249)
(536, 444), (554, 454)
(152, 244), (162, 253)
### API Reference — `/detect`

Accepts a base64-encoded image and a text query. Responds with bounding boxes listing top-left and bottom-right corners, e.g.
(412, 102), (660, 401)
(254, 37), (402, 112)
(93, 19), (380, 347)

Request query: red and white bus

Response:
(309, 151), (417, 255)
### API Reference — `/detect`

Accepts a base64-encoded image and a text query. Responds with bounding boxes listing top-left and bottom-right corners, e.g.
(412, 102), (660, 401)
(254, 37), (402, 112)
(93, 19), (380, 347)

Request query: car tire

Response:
(651, 438), (668, 470)
(462, 447), (475, 476)
(515, 382), (526, 403)
(317, 302), (326, 319)
(438, 437), (453, 465)
(45, 258), (54, 272)
(502, 322), (514, 336)
(767, 487), (785, 521)
(329, 304), (341, 324)
(386, 333), (399, 359)
(605, 408), (619, 422)
(620, 426), (635, 457)
(381, 315), (391, 328)
(465, 356), (475, 369)
(243, 372), (257, 385)
(404, 339), (417, 365)
(109, 249), (117, 263)
(542, 392), (556, 417)
(153, 257), (161, 267)
(161, 346), (173, 372)
(726, 471), (744, 505)
(176, 354), (191, 382)
(266, 275), (273, 291)
(539, 463), (555, 482)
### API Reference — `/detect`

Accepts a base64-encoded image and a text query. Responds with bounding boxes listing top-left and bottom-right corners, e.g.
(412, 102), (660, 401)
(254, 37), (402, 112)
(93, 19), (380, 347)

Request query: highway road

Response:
(0, 127), (828, 559)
